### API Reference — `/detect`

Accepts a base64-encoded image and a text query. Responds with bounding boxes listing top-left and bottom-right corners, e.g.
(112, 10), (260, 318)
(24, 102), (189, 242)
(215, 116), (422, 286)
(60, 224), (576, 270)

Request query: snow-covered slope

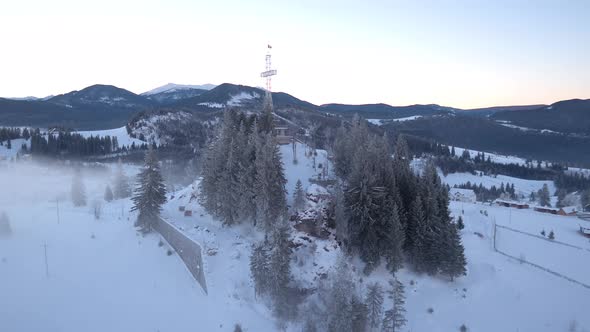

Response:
(2, 141), (589, 332)
(77, 126), (144, 148)
(0, 162), (275, 332)
(141, 83), (216, 96)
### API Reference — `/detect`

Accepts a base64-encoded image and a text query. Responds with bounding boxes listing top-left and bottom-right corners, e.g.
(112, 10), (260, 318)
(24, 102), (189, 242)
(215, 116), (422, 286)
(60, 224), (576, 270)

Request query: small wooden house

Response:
(184, 210), (193, 217)
(494, 199), (529, 209)
(534, 206), (559, 215)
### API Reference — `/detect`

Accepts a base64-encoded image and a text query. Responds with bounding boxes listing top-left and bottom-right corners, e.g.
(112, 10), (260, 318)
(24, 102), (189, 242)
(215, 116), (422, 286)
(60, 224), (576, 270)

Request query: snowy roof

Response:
(561, 206), (578, 214)
(533, 206), (560, 212)
(450, 188), (476, 196)
(494, 199), (528, 205)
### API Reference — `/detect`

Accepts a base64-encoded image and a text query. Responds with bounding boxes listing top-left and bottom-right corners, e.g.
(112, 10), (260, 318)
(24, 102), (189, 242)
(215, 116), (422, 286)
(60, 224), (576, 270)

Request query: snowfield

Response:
(1, 142), (589, 331)
(440, 170), (555, 197)
(77, 126), (144, 148)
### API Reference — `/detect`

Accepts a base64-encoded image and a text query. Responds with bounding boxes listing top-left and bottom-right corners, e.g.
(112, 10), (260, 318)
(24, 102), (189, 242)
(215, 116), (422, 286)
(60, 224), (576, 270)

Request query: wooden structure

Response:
(494, 199), (529, 209)
(184, 210), (193, 217)
(179, 206), (185, 212)
(534, 206), (577, 216)
(274, 126), (292, 145)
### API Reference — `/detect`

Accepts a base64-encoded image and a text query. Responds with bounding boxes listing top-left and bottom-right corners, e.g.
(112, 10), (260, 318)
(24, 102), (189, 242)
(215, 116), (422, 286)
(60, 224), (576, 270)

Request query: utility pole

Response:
(56, 199), (60, 224)
(43, 243), (49, 278)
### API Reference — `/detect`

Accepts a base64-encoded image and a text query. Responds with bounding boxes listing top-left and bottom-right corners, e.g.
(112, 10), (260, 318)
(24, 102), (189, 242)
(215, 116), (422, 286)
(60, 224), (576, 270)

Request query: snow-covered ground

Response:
(227, 92), (260, 107)
(2, 142), (590, 332)
(0, 138), (29, 160)
(77, 126), (144, 148)
(440, 170), (555, 197)
(0, 162), (276, 331)
(453, 146), (529, 166)
(368, 115), (423, 126)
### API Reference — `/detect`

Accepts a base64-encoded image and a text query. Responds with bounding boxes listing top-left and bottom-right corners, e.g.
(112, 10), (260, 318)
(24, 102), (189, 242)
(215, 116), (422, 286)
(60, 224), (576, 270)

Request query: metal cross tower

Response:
(260, 44), (277, 94)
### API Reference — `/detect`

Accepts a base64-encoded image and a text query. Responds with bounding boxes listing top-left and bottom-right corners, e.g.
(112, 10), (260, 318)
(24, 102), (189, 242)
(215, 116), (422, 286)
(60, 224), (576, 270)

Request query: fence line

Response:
(154, 218), (208, 294)
(493, 224), (590, 290)
(496, 224), (590, 253)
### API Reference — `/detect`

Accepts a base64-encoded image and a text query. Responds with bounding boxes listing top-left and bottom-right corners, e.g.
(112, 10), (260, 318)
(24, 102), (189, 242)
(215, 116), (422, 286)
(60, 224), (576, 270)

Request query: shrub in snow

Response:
(0, 212), (12, 237)
(166, 249), (174, 256)
(541, 229), (546, 237)
(427, 307), (434, 314)
(158, 239), (164, 247)
(233, 324), (243, 332)
(456, 216), (465, 230)
(460, 324), (468, 332)
(548, 230), (555, 240)
(104, 185), (114, 202)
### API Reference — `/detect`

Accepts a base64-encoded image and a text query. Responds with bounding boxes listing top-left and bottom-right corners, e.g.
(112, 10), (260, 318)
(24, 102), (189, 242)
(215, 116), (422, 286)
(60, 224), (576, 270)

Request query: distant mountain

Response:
(491, 99), (590, 135)
(460, 104), (547, 117)
(141, 83), (217, 96)
(48, 84), (154, 109)
(145, 88), (208, 105)
(320, 103), (456, 119)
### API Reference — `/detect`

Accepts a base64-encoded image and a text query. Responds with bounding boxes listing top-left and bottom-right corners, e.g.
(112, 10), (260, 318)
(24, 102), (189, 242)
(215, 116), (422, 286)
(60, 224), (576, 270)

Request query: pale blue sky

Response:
(1, 0), (588, 108)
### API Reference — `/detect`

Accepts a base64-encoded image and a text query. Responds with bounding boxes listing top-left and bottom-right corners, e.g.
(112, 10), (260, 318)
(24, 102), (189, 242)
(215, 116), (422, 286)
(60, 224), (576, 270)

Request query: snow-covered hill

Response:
(2, 141), (589, 331)
(141, 83), (216, 96)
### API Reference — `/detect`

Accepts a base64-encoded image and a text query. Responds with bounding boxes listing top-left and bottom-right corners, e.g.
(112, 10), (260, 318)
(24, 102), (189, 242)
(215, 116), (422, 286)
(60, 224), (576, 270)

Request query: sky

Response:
(0, 0), (588, 109)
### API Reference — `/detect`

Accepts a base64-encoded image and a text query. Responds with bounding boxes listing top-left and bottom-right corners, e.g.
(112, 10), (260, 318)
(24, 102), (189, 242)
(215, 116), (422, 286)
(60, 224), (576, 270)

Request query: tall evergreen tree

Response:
(292, 179), (306, 212)
(538, 184), (551, 207)
(71, 168), (87, 207)
(250, 241), (271, 298)
(268, 220), (294, 319)
(365, 282), (384, 330)
(130, 148), (167, 233)
(327, 255), (355, 332)
(383, 203), (405, 273)
(254, 132), (287, 232)
(440, 222), (467, 281)
(382, 278), (406, 332)
(350, 294), (369, 332)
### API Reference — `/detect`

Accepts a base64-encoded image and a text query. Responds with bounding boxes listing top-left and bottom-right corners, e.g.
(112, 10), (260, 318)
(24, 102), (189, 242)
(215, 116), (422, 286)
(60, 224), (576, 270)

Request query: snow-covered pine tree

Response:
(408, 195), (432, 273)
(0, 212), (11, 236)
(327, 255), (354, 332)
(250, 241), (271, 297)
(114, 159), (131, 199)
(440, 221), (467, 281)
(71, 168), (87, 207)
(334, 183), (349, 247)
(538, 184), (551, 207)
(104, 185), (114, 202)
(383, 202), (405, 274)
(292, 179), (306, 212)
(130, 148), (167, 233)
(350, 293), (369, 332)
(268, 220), (294, 320)
(345, 137), (385, 274)
(218, 138), (241, 225)
(457, 215), (465, 230)
(365, 282), (384, 330)
(254, 132), (287, 232)
(382, 277), (406, 332)
(237, 122), (258, 223)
